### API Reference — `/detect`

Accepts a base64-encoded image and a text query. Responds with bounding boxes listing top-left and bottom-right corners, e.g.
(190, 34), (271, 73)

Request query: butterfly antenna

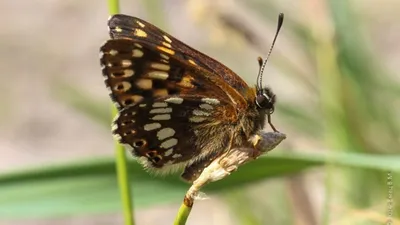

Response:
(257, 13), (284, 91)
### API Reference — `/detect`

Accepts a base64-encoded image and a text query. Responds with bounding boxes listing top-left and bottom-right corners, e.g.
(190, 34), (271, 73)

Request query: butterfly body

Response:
(100, 14), (279, 182)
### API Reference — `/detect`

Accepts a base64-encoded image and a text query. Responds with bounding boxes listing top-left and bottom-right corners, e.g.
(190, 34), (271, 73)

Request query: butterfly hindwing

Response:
(113, 95), (236, 172)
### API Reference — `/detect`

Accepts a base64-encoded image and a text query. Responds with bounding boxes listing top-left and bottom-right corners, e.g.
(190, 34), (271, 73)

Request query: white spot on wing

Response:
(160, 53), (169, 60)
(161, 138), (178, 149)
(124, 69), (134, 77)
(148, 71), (169, 80)
(165, 97), (183, 104)
(153, 102), (168, 108)
(113, 133), (122, 142)
(163, 35), (172, 43)
(144, 123), (161, 131)
(115, 26), (122, 32)
(199, 104), (213, 110)
(164, 148), (173, 156)
(152, 114), (171, 120)
(136, 79), (152, 89)
(201, 98), (220, 105)
(109, 49), (118, 56)
(162, 41), (172, 48)
(132, 49), (144, 58)
(114, 81), (131, 92)
(121, 60), (132, 67)
(172, 153), (182, 158)
(193, 109), (211, 116)
(150, 63), (170, 71)
(188, 59), (197, 65)
(157, 128), (175, 140)
(150, 108), (172, 114)
(137, 21), (145, 28)
(111, 123), (118, 132)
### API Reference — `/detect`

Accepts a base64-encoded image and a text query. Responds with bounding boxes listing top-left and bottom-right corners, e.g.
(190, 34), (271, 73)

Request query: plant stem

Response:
(107, 1), (135, 225)
(107, 0), (120, 15)
(173, 196), (193, 225)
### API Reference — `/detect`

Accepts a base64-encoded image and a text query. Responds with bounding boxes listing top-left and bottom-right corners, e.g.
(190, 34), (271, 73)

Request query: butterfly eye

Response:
(255, 87), (276, 114)
(255, 94), (272, 109)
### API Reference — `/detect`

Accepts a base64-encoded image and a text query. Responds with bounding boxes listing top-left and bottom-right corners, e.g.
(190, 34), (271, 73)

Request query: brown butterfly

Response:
(100, 13), (284, 182)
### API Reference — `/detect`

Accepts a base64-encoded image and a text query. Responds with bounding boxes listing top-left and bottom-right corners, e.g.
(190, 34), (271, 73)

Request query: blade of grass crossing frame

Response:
(107, 0), (120, 15)
(173, 201), (192, 225)
(107, 1), (135, 225)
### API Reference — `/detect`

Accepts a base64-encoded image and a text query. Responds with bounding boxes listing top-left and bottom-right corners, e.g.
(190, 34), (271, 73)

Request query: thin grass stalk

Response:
(305, 1), (344, 224)
(114, 105), (135, 225)
(173, 197), (193, 225)
(107, 1), (135, 225)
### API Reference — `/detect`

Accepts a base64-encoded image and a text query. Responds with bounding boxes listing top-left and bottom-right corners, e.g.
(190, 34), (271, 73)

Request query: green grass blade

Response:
(107, 0), (120, 15)
(105, 1), (134, 225)
(0, 151), (398, 219)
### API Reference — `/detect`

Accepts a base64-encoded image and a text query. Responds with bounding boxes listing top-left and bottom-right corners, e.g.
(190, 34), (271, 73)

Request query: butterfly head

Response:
(255, 87), (275, 115)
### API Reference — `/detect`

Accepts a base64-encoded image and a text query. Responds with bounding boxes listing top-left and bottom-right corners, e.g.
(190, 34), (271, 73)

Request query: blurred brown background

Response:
(0, 0), (399, 224)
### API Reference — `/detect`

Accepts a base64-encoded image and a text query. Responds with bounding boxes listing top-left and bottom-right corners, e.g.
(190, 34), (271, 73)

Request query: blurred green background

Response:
(0, 0), (399, 224)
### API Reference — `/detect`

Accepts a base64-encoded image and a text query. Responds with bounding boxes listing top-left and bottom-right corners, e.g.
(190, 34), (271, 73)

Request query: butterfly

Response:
(100, 13), (284, 182)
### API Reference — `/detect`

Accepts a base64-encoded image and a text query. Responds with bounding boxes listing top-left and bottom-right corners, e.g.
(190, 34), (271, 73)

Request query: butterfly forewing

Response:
(100, 38), (244, 110)
(108, 14), (249, 92)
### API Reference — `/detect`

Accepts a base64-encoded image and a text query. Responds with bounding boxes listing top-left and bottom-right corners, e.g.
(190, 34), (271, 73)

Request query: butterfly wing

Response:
(112, 95), (236, 173)
(100, 39), (247, 111)
(107, 14), (250, 93)
(100, 37), (242, 172)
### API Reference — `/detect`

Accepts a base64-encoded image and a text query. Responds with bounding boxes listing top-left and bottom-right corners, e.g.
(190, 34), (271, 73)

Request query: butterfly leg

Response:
(267, 113), (278, 132)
